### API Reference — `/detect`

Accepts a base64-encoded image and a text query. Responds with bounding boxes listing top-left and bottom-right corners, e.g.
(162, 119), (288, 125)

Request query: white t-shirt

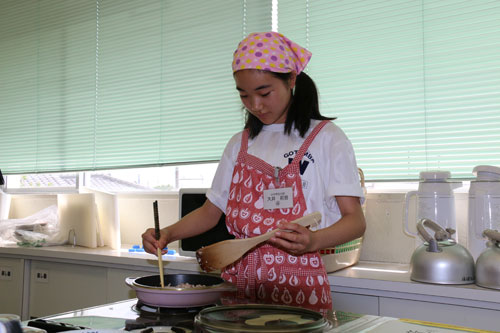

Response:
(206, 120), (364, 230)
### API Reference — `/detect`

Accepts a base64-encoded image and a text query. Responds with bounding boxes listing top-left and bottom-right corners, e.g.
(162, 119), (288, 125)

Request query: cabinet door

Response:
(0, 257), (24, 316)
(29, 261), (107, 318)
(106, 267), (155, 303)
(332, 292), (379, 315)
(379, 297), (500, 332)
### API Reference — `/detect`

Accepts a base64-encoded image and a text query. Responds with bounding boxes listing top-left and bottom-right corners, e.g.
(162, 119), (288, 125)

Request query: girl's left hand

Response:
(269, 220), (315, 255)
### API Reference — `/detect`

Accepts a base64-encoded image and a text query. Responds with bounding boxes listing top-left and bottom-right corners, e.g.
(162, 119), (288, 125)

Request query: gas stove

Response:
(28, 299), (201, 333)
(126, 301), (213, 331)
(30, 298), (352, 333)
(27, 298), (473, 333)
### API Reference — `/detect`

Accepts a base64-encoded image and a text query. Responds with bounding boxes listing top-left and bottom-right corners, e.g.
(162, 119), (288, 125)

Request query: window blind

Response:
(0, 0), (97, 173)
(0, 0), (271, 174)
(278, 0), (500, 180)
(3, 1), (499, 181)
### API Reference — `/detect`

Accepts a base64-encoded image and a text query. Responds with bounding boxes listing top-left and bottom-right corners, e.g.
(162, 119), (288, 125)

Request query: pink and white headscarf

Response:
(232, 32), (312, 74)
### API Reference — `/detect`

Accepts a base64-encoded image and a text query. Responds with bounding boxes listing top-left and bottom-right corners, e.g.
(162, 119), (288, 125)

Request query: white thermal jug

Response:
(0, 190), (10, 220)
(0, 171), (8, 220)
(467, 165), (500, 260)
(404, 171), (461, 247)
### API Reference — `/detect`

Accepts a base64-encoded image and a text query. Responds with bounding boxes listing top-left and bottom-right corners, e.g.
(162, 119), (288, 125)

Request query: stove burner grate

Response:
(133, 300), (209, 316)
(125, 300), (213, 331)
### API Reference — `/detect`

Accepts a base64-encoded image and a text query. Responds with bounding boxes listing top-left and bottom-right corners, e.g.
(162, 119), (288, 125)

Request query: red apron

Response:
(221, 120), (332, 315)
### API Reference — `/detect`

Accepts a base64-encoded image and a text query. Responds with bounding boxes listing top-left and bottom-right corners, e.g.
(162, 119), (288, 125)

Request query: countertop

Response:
(1, 244), (499, 310)
(0, 244), (201, 272)
(328, 261), (500, 311)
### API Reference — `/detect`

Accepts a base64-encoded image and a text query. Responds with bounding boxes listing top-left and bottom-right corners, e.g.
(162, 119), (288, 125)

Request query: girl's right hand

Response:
(141, 228), (168, 255)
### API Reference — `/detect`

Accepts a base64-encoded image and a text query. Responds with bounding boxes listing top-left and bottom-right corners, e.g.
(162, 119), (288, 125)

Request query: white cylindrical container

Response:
(467, 165), (500, 260)
(404, 171), (462, 248)
(0, 190), (11, 220)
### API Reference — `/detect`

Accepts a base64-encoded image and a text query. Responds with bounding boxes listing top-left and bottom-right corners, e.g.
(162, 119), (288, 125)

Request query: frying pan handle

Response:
(125, 277), (138, 287)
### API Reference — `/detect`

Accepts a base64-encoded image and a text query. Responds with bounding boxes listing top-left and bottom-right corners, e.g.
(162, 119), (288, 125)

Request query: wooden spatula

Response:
(196, 211), (321, 272)
(153, 200), (164, 288)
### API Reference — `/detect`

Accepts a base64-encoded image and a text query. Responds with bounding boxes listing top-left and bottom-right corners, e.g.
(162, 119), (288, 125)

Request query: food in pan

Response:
(167, 282), (206, 288)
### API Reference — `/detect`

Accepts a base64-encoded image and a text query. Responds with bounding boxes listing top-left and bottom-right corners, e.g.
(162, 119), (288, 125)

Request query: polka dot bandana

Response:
(232, 32), (312, 74)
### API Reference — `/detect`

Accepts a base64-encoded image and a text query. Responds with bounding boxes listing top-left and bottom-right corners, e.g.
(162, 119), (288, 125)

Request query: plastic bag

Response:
(0, 205), (66, 247)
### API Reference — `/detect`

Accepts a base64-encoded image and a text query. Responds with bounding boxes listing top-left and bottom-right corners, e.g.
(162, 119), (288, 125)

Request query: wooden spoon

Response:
(196, 211), (321, 272)
(153, 200), (164, 288)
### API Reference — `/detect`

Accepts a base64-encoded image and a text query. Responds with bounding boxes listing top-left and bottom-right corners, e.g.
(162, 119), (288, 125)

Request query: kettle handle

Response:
(416, 218), (453, 252)
(416, 219), (439, 252)
(483, 229), (500, 243)
(404, 191), (418, 237)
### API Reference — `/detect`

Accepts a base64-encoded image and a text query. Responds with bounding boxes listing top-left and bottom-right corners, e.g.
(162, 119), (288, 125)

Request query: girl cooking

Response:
(142, 32), (366, 315)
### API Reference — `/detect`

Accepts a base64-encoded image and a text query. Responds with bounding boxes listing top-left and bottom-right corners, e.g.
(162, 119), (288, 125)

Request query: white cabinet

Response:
(332, 292), (378, 316)
(29, 261), (107, 318)
(106, 267), (154, 303)
(329, 261), (500, 332)
(379, 297), (500, 332)
(331, 285), (500, 332)
(0, 257), (24, 316)
(5, 249), (204, 319)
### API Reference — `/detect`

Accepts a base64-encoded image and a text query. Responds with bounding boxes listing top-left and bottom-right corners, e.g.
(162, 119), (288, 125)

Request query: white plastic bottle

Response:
(467, 165), (500, 260)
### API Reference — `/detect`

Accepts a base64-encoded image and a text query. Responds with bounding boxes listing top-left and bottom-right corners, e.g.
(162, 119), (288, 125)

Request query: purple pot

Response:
(125, 274), (235, 308)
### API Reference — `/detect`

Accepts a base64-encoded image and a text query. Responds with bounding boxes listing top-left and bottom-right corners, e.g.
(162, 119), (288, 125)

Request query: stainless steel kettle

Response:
(410, 219), (475, 284)
(475, 229), (500, 290)
(404, 171), (461, 250)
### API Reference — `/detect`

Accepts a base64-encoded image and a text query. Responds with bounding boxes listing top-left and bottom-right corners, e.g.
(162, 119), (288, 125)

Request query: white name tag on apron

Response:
(263, 187), (293, 210)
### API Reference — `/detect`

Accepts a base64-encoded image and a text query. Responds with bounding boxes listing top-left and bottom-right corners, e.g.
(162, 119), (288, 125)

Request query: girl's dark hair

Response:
(244, 71), (335, 138)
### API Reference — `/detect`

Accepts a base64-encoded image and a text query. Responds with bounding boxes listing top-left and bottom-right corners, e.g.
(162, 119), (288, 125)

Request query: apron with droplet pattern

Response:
(221, 120), (332, 315)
